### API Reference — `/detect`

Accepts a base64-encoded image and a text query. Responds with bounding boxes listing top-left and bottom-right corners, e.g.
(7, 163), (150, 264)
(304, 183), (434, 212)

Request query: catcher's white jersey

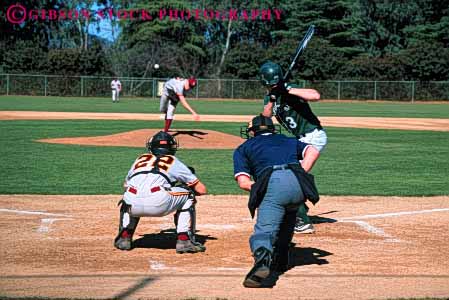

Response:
(125, 153), (198, 189)
(123, 153), (198, 234)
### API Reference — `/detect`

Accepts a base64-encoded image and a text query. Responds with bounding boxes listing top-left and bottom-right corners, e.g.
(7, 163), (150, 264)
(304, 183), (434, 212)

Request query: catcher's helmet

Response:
(259, 61), (283, 87)
(240, 115), (278, 139)
(147, 131), (178, 156)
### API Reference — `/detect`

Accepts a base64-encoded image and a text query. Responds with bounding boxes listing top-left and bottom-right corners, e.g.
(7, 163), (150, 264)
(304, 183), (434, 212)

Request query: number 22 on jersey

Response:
(134, 154), (175, 172)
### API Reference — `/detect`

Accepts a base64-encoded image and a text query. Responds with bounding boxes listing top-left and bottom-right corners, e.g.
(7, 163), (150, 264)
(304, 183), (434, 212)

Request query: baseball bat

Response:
(283, 25), (315, 81)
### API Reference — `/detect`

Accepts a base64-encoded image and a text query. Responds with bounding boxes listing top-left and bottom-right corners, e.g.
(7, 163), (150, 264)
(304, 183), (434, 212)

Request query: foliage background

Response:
(1, 0), (449, 81)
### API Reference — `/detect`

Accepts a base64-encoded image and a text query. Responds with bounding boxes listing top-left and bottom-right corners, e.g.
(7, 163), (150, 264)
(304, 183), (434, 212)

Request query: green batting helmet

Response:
(259, 61), (283, 86)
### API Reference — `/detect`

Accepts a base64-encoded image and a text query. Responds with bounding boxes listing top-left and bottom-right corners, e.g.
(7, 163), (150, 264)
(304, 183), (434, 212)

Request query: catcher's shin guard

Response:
(174, 192), (197, 239)
(114, 200), (140, 250)
(176, 203), (197, 242)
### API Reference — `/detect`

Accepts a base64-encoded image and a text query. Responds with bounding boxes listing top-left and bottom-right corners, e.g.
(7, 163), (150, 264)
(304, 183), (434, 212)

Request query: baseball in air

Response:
(154, 64), (160, 69)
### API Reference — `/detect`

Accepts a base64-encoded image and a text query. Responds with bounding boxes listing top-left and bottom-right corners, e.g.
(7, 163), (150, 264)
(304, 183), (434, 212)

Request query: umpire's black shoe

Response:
(271, 252), (289, 273)
(243, 247), (273, 288)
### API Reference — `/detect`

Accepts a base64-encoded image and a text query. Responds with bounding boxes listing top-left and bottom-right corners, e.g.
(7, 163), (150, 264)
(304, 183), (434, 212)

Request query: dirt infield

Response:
(1, 111), (449, 131)
(1, 194), (449, 300)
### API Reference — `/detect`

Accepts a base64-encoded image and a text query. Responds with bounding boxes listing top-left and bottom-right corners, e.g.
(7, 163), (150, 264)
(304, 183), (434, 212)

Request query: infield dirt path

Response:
(1, 110), (449, 132)
(1, 195), (449, 300)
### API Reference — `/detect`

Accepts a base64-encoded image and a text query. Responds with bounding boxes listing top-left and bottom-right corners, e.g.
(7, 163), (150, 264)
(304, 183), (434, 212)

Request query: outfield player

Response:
(160, 77), (199, 132)
(111, 77), (122, 103)
(114, 131), (208, 253)
(259, 61), (327, 234)
(233, 115), (319, 287)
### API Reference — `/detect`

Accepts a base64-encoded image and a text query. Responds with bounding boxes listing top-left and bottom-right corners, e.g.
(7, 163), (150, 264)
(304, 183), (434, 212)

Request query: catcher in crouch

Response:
(114, 131), (207, 253)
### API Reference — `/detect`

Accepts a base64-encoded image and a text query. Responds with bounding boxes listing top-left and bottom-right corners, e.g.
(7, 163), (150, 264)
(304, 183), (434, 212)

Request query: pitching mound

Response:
(37, 129), (245, 149)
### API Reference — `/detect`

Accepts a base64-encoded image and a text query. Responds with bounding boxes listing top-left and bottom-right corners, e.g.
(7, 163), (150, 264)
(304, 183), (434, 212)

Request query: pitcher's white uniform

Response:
(111, 79), (122, 102)
(123, 153), (198, 234)
(160, 78), (187, 119)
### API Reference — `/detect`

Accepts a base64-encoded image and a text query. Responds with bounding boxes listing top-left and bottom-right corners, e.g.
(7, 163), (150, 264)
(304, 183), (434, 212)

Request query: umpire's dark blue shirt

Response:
(233, 133), (311, 180)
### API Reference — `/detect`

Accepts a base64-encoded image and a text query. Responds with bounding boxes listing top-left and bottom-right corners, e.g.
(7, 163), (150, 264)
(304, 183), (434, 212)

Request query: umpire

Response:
(233, 115), (320, 288)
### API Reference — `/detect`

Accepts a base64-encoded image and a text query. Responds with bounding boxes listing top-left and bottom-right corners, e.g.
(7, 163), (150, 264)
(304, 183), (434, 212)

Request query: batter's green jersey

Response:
(263, 83), (322, 137)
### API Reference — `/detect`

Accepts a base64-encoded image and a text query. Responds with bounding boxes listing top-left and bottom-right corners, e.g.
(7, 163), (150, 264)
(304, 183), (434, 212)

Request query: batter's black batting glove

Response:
(268, 82), (289, 102)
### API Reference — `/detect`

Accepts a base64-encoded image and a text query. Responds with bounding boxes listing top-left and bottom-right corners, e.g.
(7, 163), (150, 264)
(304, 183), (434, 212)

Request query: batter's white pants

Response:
(123, 186), (194, 233)
(160, 94), (176, 119)
(299, 128), (328, 153)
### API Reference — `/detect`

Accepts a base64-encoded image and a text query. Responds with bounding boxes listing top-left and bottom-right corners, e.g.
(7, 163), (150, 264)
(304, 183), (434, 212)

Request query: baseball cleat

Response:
(294, 217), (315, 234)
(294, 222), (315, 234)
(176, 240), (206, 254)
(114, 237), (132, 250)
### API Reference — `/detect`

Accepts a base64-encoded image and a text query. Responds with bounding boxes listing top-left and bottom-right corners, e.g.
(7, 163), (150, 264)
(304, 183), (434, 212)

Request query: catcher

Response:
(260, 61), (327, 234)
(114, 131), (207, 253)
(160, 76), (200, 132)
(233, 115), (320, 288)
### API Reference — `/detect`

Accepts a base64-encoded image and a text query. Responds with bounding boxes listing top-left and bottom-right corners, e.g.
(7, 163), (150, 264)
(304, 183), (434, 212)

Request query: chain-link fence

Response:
(0, 74), (448, 101)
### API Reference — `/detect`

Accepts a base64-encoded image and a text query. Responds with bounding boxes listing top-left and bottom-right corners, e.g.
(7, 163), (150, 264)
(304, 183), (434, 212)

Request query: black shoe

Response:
(243, 247), (272, 288)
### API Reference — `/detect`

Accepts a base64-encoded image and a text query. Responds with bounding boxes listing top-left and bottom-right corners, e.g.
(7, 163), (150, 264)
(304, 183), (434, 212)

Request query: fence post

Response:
(196, 80), (199, 99)
(6, 74), (10, 95)
(44, 75), (48, 96)
(152, 79), (156, 100)
(411, 81), (415, 103)
(337, 81), (341, 100)
(80, 76), (84, 97)
(231, 79), (234, 99)
(374, 81), (377, 100)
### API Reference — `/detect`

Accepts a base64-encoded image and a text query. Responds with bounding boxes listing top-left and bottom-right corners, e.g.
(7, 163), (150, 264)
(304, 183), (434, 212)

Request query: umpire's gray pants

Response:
(250, 169), (304, 253)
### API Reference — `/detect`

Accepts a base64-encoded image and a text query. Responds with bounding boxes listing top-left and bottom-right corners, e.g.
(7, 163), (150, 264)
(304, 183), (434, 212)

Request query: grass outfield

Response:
(1, 95), (449, 118)
(1, 120), (448, 196)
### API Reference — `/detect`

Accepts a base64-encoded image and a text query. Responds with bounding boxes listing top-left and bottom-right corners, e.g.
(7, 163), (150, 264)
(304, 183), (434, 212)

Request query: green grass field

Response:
(2, 95), (449, 118)
(1, 115), (448, 195)
(1, 95), (449, 195)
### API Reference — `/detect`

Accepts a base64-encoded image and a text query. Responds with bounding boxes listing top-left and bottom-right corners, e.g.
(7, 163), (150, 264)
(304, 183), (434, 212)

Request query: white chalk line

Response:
(158, 222), (238, 231)
(0, 208), (73, 233)
(336, 207), (449, 241)
(339, 208), (449, 221)
(148, 260), (246, 272)
(0, 208), (72, 217)
(339, 220), (401, 242)
(149, 260), (172, 270)
(38, 218), (73, 233)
